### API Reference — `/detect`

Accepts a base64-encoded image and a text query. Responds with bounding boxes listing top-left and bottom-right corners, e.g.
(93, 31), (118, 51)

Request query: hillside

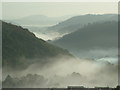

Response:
(47, 14), (117, 35)
(53, 21), (118, 58)
(2, 21), (72, 70)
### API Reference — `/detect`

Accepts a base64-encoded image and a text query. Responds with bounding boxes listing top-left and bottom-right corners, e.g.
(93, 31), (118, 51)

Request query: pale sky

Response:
(2, 2), (118, 19)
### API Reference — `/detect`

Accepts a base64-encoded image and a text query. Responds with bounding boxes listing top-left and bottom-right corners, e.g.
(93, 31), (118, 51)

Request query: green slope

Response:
(2, 21), (72, 70)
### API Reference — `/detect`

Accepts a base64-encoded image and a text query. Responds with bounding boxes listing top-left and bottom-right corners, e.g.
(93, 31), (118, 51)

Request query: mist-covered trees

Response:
(3, 74), (47, 88)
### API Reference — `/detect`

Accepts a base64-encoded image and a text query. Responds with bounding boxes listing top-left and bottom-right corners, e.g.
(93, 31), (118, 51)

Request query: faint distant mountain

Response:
(2, 21), (73, 70)
(5, 15), (72, 26)
(47, 14), (117, 35)
(52, 21), (118, 58)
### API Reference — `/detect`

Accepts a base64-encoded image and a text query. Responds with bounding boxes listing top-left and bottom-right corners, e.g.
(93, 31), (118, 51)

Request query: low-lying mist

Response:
(2, 55), (118, 88)
(70, 48), (118, 59)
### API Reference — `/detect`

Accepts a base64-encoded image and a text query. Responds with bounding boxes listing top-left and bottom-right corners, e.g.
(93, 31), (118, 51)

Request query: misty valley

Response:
(2, 14), (118, 88)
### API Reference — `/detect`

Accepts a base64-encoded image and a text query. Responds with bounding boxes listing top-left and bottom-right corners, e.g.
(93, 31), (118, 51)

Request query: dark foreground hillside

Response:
(2, 21), (73, 70)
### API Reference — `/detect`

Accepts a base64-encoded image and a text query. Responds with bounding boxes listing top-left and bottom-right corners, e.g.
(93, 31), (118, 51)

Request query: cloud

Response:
(2, 55), (118, 88)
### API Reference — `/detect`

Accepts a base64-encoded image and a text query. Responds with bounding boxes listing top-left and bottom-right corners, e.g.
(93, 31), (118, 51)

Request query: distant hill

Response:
(53, 21), (118, 58)
(2, 21), (73, 70)
(5, 15), (72, 27)
(47, 14), (117, 35)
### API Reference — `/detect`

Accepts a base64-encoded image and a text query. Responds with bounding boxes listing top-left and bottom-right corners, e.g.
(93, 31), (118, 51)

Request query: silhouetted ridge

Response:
(47, 14), (117, 34)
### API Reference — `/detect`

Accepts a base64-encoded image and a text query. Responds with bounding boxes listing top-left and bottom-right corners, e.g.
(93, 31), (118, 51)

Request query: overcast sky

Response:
(2, 2), (118, 19)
